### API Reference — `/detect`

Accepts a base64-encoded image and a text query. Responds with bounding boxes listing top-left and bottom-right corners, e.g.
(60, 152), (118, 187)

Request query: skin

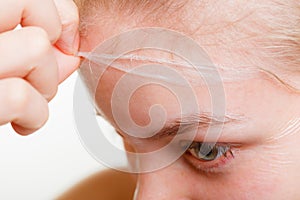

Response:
(0, 0), (80, 135)
(77, 1), (300, 199)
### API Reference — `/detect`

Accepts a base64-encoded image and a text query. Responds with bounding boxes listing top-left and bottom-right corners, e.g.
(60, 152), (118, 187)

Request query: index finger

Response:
(0, 0), (62, 43)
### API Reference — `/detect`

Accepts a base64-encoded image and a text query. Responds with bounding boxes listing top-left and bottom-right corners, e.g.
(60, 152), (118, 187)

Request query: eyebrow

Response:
(146, 113), (245, 140)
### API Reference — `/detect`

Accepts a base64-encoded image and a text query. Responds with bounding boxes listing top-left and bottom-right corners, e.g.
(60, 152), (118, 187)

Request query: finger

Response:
(0, 0), (61, 43)
(0, 78), (49, 136)
(54, 0), (80, 54)
(53, 47), (80, 83)
(0, 27), (59, 101)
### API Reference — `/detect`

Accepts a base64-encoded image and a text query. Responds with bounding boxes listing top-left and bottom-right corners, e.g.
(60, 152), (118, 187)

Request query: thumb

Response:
(53, 0), (80, 55)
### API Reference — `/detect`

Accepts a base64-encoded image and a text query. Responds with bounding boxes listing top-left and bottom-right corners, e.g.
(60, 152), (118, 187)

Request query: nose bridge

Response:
(135, 172), (169, 199)
(134, 164), (192, 200)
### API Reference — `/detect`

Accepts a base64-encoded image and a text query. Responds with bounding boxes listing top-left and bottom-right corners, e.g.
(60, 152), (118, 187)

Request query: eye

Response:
(181, 141), (236, 173)
(188, 142), (231, 161)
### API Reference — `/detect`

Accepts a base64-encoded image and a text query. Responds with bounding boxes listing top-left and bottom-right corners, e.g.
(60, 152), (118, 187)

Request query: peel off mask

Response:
(75, 27), (254, 173)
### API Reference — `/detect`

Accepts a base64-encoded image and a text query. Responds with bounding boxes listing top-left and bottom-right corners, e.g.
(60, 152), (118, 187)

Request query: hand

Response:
(0, 0), (80, 135)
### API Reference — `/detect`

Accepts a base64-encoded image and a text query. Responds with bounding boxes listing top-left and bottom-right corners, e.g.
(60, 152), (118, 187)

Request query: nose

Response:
(133, 161), (193, 200)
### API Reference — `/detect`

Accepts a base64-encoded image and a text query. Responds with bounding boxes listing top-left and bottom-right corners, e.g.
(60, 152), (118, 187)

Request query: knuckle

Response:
(26, 26), (49, 40)
(32, 105), (49, 130)
(45, 85), (58, 101)
(7, 79), (32, 113)
(24, 27), (52, 57)
(51, 23), (62, 43)
(12, 104), (49, 135)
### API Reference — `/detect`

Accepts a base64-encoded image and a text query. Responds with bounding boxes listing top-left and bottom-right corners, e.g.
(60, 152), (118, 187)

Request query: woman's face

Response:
(78, 1), (300, 199)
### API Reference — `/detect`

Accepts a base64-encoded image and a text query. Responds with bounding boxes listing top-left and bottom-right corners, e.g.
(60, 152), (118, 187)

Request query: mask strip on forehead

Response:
(77, 51), (261, 85)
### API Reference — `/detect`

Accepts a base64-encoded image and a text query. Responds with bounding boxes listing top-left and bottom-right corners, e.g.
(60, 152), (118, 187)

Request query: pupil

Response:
(199, 144), (217, 160)
(205, 149), (213, 157)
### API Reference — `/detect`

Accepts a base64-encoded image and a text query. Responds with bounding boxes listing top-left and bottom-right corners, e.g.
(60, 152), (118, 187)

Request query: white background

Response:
(0, 73), (106, 200)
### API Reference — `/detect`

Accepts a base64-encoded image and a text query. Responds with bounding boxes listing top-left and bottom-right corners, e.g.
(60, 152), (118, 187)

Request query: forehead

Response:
(79, 51), (299, 143)
(78, 0), (300, 141)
